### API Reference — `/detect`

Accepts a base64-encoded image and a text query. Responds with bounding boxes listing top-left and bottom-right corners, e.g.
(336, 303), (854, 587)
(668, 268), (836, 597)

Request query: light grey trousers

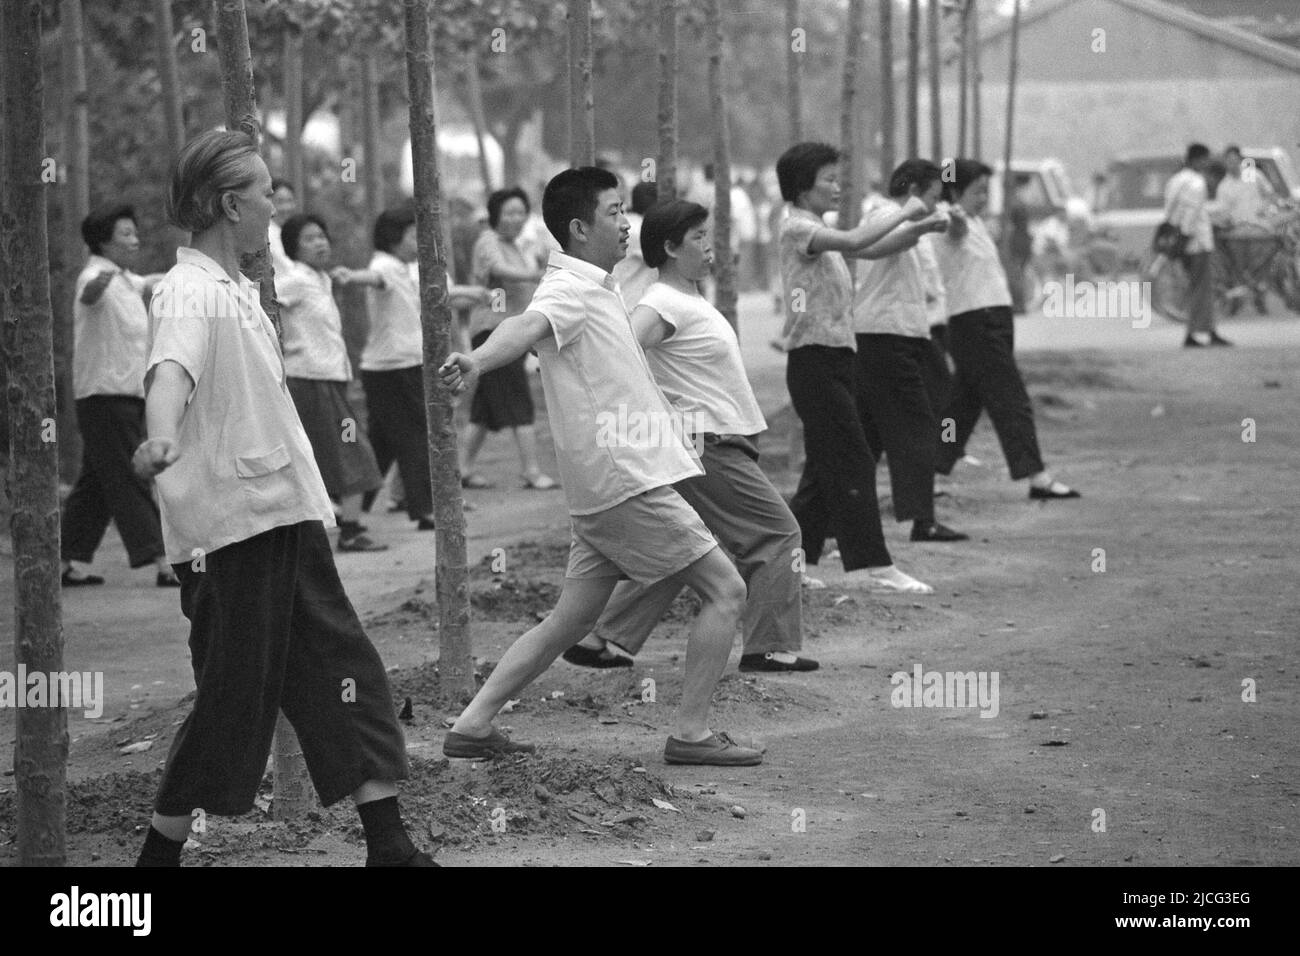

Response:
(591, 435), (803, 656)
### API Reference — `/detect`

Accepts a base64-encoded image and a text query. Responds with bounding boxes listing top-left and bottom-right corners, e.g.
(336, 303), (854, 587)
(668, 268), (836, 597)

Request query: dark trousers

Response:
(786, 346), (891, 570)
(154, 521), (409, 816)
(1186, 251), (1216, 335)
(61, 395), (165, 568)
(360, 365), (432, 520)
(856, 333), (941, 524)
(936, 306), (1045, 480)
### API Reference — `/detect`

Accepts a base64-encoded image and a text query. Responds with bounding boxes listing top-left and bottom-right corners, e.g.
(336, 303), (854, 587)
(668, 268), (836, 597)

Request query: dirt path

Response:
(2, 330), (1298, 867)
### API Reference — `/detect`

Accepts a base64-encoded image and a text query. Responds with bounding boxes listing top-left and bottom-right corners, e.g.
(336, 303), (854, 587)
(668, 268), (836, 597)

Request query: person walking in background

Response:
(565, 200), (817, 673)
(934, 159), (1081, 500)
(61, 205), (177, 588)
(133, 130), (432, 867)
(851, 159), (968, 544)
(776, 141), (936, 593)
(459, 187), (557, 491)
(278, 212), (388, 553)
(1217, 145), (1275, 315)
(1165, 143), (1230, 347)
(611, 180), (659, 308)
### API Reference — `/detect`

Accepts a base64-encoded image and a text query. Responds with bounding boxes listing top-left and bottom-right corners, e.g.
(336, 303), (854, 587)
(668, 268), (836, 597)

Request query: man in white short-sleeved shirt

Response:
(438, 167), (761, 767)
(146, 246), (334, 564)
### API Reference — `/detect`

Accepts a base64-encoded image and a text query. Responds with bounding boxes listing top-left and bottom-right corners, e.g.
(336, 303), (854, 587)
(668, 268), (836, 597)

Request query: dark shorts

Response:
(287, 378), (383, 498)
(153, 521), (409, 816)
(468, 330), (535, 431)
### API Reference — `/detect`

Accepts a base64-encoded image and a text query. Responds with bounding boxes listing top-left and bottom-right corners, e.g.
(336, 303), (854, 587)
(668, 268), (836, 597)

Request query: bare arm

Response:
(448, 282), (489, 311)
(133, 360), (193, 478)
(79, 269), (117, 305)
(439, 310), (552, 391)
(330, 267), (386, 288)
(631, 304), (673, 350)
(849, 215), (949, 259)
(806, 195), (930, 255)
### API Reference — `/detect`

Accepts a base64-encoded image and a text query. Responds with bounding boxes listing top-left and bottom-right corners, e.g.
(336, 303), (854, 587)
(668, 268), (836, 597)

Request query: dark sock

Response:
(357, 796), (418, 865)
(136, 825), (184, 868)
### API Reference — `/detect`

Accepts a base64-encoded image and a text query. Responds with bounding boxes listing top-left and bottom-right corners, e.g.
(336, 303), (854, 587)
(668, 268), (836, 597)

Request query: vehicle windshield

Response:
(1109, 158), (1183, 210)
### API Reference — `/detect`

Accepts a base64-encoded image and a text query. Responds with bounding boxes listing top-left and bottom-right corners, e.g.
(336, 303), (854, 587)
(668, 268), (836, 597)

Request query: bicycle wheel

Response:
(1146, 254), (1191, 324)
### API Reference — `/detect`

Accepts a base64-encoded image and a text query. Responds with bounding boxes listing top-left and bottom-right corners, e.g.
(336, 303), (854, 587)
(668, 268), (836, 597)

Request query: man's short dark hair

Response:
(631, 181), (659, 215)
(1186, 143), (1211, 165)
(281, 212), (331, 261)
(888, 158), (944, 198)
(373, 206), (417, 253)
(271, 178), (295, 195)
(81, 204), (137, 256)
(641, 199), (710, 269)
(944, 159), (994, 201)
(542, 166), (621, 249)
(1224, 144), (1242, 159)
(486, 187), (531, 229)
(776, 142), (840, 203)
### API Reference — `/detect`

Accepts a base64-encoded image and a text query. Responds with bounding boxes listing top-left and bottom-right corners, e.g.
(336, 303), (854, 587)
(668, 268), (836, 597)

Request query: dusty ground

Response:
(1, 300), (1297, 867)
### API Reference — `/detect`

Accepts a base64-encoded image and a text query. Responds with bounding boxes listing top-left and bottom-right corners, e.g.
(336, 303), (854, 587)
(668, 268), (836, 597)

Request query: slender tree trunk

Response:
(59, 0), (91, 487)
(403, 0), (473, 699)
(999, 0), (1021, 259)
(361, 55), (384, 229)
(906, 0), (919, 157)
(566, 0), (595, 166)
(839, 0), (864, 232)
(214, 0), (309, 817)
(928, 0), (941, 159)
(705, 0), (737, 334)
(971, 0), (982, 161)
(656, 0), (679, 198)
(3, 0), (68, 867)
(463, 47), (494, 195)
(785, 0), (802, 142)
(283, 22), (306, 199)
(154, 0), (185, 158)
(879, 0), (895, 179)
(958, 0), (969, 157)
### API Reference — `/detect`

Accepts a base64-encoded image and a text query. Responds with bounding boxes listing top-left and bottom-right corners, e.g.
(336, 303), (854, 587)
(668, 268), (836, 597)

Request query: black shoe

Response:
(739, 652), (819, 672)
(561, 644), (633, 669)
(61, 568), (105, 587)
(1208, 332), (1233, 347)
(156, 571), (181, 588)
(910, 521), (970, 542)
(416, 518), (436, 530)
(1183, 335), (1204, 348)
(366, 849), (440, 867)
(1029, 484), (1081, 500)
(339, 532), (389, 553)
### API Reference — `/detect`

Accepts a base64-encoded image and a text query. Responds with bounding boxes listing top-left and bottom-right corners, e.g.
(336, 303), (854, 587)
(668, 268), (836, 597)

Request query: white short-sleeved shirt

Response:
(932, 214), (1013, 317)
(852, 203), (929, 339)
(277, 260), (351, 381)
(611, 212), (656, 310)
(1165, 168), (1214, 255)
(73, 254), (150, 399)
(639, 282), (766, 437)
(147, 246), (335, 563)
(779, 206), (856, 351)
(528, 251), (702, 516)
(361, 250), (422, 371)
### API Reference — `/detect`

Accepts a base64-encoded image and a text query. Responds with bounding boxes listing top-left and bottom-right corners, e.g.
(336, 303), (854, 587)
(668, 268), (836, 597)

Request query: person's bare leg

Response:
(149, 812), (193, 842)
(513, 425), (542, 479)
(450, 576), (618, 737)
(461, 424), (489, 475)
(339, 492), (364, 524)
(352, 780), (396, 804)
(671, 547), (747, 741)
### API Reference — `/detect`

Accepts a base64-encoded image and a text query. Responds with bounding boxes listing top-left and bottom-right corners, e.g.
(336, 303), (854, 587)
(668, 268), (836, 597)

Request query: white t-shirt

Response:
(852, 202), (929, 339)
(932, 214), (1013, 317)
(528, 252), (702, 516)
(361, 250), (422, 371)
(639, 282), (766, 437)
(1165, 168), (1214, 254)
(147, 247), (335, 564)
(73, 254), (150, 399)
(277, 260), (352, 381)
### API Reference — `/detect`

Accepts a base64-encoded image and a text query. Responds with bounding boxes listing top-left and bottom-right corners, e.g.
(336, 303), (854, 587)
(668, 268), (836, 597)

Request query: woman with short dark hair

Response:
(61, 205), (175, 587)
(132, 129), (432, 867)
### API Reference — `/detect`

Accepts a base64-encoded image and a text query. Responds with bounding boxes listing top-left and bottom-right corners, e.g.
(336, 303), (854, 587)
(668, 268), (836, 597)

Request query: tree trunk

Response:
(838, 0), (864, 232)
(2, 0), (68, 867)
(957, 0), (969, 157)
(971, 0), (982, 161)
(566, 0), (595, 166)
(463, 47), (494, 196)
(999, 0), (1021, 260)
(361, 55), (384, 229)
(656, 0), (679, 198)
(705, 0), (737, 334)
(403, 0), (473, 699)
(879, 0), (895, 180)
(785, 0), (802, 142)
(154, 0), (185, 158)
(906, 0), (919, 157)
(283, 22), (306, 199)
(928, 0), (941, 159)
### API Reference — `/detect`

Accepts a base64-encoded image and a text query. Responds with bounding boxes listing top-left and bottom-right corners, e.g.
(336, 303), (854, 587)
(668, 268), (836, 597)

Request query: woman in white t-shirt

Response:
(565, 200), (818, 673)
(933, 159), (1080, 499)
